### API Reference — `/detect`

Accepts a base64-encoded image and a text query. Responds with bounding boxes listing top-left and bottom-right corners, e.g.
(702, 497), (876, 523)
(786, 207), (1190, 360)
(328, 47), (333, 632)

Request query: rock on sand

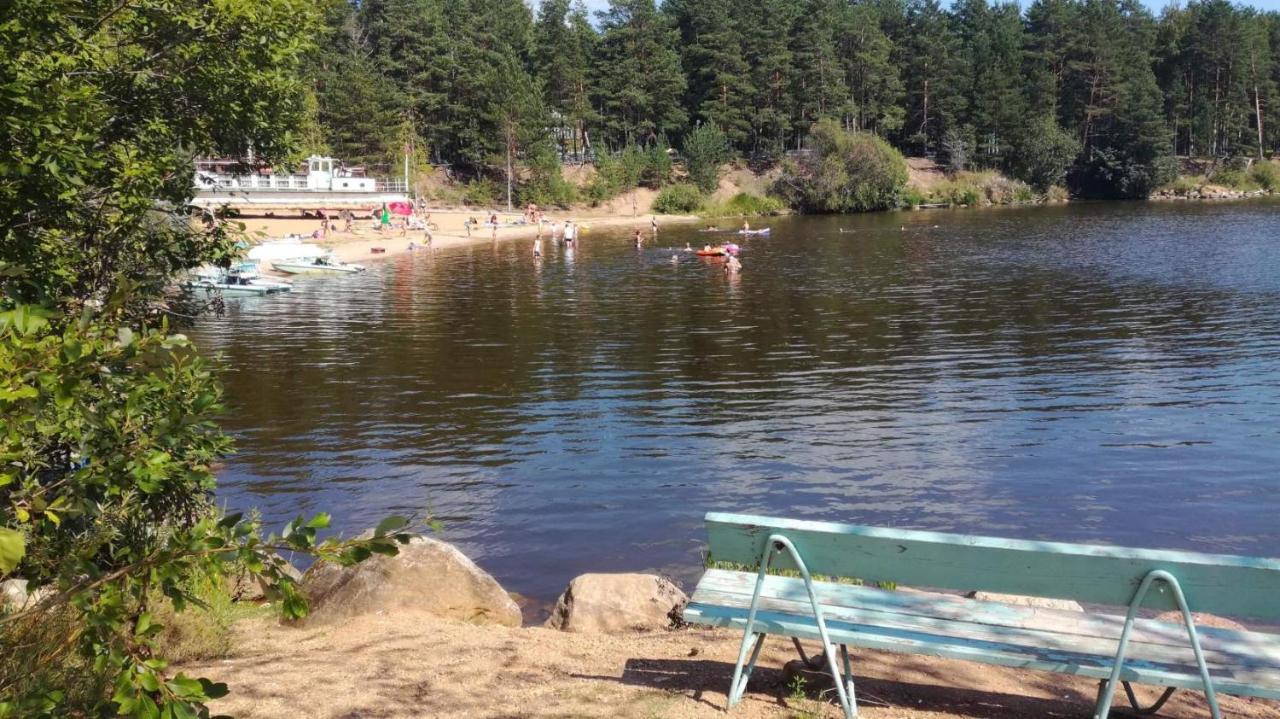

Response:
(300, 535), (521, 627)
(546, 573), (687, 634)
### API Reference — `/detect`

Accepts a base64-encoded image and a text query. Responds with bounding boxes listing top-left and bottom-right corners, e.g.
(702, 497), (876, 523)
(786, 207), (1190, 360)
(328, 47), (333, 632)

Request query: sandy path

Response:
(188, 612), (1280, 718)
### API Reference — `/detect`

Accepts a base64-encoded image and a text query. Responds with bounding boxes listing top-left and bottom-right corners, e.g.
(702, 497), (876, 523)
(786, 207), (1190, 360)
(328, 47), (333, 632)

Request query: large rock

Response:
(300, 536), (520, 627)
(967, 590), (1083, 612)
(228, 556), (303, 602)
(545, 573), (687, 634)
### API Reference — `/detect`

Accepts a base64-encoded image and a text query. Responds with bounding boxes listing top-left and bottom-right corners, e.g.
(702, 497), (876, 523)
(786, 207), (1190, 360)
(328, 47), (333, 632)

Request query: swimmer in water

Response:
(533, 238), (542, 257)
(725, 254), (742, 273)
(633, 229), (643, 248)
(684, 243), (693, 252)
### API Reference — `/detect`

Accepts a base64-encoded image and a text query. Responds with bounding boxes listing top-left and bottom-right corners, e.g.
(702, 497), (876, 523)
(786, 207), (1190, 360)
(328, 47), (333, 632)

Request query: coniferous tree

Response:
(592, 0), (688, 149)
(534, 0), (598, 161)
(666, 0), (753, 149)
(788, 0), (847, 148)
(898, 0), (965, 154)
(836, 2), (905, 136)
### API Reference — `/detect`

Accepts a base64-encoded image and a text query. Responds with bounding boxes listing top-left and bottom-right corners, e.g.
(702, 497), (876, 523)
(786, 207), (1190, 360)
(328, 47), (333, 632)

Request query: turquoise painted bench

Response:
(683, 512), (1280, 719)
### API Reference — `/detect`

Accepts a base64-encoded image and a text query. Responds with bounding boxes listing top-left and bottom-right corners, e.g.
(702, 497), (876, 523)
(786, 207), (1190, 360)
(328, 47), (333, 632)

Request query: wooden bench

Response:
(683, 512), (1280, 719)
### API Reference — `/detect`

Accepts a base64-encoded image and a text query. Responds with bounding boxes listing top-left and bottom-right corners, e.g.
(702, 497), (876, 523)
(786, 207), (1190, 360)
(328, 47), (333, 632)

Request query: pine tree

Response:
(592, 0), (688, 149)
(666, 0), (753, 149)
(898, 0), (964, 154)
(310, 0), (403, 169)
(788, 0), (847, 148)
(836, 2), (905, 136)
(534, 0), (599, 161)
(737, 0), (800, 159)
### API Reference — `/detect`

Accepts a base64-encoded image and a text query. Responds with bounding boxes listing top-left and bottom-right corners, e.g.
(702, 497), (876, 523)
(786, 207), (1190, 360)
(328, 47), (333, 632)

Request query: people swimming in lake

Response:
(633, 229), (643, 248)
(725, 254), (742, 273)
(684, 243), (693, 252)
(533, 238), (542, 257)
(742, 220), (750, 232)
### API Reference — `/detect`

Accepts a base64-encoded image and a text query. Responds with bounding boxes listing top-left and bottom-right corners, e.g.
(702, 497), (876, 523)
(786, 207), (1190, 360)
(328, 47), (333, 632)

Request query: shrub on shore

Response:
(652, 183), (704, 214)
(682, 123), (732, 193)
(774, 119), (908, 213)
(700, 192), (786, 218)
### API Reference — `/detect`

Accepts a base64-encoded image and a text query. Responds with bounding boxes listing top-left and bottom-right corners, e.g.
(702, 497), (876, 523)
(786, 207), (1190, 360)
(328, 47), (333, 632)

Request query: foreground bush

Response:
(0, 2), (413, 716)
(774, 120), (907, 213)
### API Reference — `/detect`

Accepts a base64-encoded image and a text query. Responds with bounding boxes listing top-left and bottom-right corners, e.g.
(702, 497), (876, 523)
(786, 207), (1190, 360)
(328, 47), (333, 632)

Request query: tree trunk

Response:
(505, 128), (514, 211)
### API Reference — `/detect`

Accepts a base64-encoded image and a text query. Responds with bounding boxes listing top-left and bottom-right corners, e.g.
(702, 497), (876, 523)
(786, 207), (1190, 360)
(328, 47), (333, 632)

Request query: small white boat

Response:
(183, 264), (292, 297)
(271, 256), (365, 275)
(247, 236), (329, 262)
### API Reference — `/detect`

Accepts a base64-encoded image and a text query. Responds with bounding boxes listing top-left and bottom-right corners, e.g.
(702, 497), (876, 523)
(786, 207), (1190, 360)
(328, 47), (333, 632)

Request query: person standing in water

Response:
(651, 215), (658, 235)
(533, 237), (542, 257)
(564, 220), (576, 244)
(741, 219), (750, 232)
(633, 229), (644, 248)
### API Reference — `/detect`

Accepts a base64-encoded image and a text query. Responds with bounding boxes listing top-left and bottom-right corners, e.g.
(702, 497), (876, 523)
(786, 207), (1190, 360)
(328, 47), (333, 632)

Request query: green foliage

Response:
(1209, 167), (1260, 191)
(592, 0), (688, 148)
(464, 179), (501, 207)
(0, 311), (414, 717)
(1006, 116), (1082, 192)
(682, 123), (733, 193)
(520, 153), (580, 209)
(1250, 162), (1280, 191)
(0, 2), (417, 716)
(775, 120), (908, 213)
(700, 193), (787, 217)
(652, 184), (705, 214)
(642, 142), (675, 188)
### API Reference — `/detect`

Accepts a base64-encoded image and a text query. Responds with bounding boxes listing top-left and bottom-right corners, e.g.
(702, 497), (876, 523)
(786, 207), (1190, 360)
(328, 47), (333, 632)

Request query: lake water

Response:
(192, 201), (1280, 606)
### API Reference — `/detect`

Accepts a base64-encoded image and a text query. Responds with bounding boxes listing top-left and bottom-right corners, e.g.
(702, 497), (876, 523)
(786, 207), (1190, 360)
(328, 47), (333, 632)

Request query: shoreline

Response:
(234, 210), (701, 269)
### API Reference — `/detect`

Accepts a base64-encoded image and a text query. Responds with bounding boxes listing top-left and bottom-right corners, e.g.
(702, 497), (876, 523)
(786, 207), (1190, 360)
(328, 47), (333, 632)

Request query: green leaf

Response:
(305, 512), (331, 530)
(0, 528), (24, 574)
(117, 326), (134, 347)
(374, 515), (408, 536)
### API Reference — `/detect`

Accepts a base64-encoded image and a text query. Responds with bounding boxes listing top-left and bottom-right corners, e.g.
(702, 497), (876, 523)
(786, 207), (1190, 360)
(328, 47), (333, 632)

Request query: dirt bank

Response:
(187, 611), (1279, 718)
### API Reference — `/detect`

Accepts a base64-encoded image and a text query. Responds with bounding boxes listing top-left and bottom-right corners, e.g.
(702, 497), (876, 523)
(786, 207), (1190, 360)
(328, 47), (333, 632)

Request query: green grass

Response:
(152, 569), (272, 663)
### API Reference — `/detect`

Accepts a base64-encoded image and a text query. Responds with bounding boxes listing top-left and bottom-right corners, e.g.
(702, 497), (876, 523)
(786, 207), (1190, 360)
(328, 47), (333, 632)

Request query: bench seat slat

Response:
(684, 571), (1280, 700)
(695, 569), (1280, 664)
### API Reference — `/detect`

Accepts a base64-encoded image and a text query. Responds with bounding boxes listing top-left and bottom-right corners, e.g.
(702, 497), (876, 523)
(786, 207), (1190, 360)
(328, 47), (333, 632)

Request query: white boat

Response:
(271, 256), (365, 275)
(183, 264), (292, 297)
(246, 237), (328, 263)
(192, 155), (408, 210)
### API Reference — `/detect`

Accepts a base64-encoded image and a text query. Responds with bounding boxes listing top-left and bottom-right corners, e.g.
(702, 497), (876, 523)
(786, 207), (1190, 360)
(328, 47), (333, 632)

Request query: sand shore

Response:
(233, 207), (701, 268)
(188, 611), (1280, 718)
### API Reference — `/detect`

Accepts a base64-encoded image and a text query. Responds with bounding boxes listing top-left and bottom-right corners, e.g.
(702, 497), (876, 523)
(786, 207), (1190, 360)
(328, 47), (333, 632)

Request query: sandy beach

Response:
(232, 201), (701, 268)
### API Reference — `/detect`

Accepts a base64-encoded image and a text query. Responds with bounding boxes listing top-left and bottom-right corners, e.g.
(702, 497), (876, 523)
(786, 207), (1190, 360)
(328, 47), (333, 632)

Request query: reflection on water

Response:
(192, 201), (1280, 601)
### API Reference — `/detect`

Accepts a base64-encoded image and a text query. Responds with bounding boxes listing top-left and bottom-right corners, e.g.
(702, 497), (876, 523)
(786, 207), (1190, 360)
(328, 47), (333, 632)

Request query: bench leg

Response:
(1094, 569), (1219, 719)
(728, 631), (766, 708)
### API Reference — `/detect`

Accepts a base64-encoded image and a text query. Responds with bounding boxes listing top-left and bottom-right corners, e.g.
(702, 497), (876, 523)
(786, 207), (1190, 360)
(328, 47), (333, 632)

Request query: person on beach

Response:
(379, 204), (392, 233)
(340, 209), (354, 233)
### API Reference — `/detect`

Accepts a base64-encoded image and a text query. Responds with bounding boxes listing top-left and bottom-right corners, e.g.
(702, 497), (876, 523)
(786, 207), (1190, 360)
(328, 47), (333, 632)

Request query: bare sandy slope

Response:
(189, 612), (1280, 719)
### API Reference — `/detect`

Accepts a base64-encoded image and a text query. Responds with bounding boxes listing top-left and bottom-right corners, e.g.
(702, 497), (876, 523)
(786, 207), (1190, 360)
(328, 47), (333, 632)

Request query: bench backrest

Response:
(705, 513), (1280, 620)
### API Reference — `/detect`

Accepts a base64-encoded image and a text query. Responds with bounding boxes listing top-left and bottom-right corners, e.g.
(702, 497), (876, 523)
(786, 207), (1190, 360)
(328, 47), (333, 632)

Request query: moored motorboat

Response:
(271, 256), (365, 275)
(183, 265), (291, 297)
